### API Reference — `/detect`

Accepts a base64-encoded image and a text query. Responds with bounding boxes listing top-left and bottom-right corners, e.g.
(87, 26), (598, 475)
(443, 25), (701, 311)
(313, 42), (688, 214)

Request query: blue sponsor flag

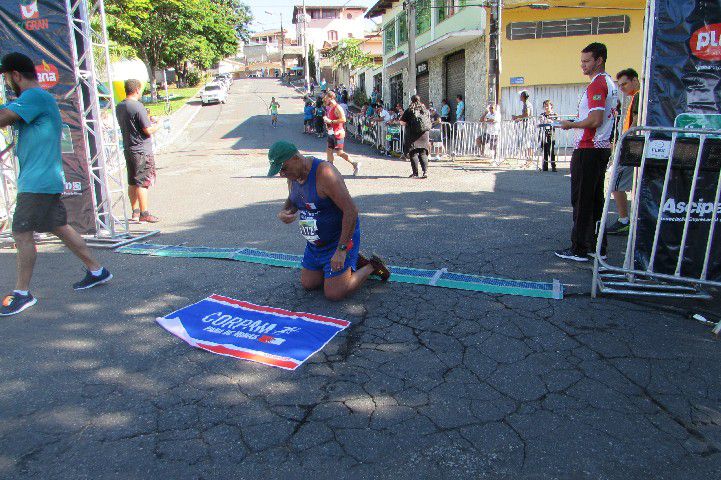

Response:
(157, 294), (350, 370)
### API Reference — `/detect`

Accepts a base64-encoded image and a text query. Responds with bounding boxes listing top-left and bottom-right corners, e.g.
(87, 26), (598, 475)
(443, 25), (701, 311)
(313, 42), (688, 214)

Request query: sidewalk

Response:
(154, 87), (204, 152)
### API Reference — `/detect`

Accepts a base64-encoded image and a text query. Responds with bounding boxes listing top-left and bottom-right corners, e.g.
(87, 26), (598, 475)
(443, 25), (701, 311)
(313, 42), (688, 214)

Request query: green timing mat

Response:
(117, 243), (563, 300)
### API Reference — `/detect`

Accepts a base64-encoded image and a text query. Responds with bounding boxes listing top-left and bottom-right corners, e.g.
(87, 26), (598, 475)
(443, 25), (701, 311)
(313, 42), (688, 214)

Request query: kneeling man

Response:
(268, 141), (389, 301)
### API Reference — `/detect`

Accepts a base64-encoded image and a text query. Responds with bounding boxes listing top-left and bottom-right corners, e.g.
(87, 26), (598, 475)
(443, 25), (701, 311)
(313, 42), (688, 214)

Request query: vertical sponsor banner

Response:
(636, 0), (721, 280)
(0, 0), (96, 234)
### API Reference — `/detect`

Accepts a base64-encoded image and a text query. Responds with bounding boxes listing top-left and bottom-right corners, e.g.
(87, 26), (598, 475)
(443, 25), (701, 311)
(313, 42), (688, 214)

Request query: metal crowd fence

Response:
(592, 125), (721, 299)
(0, 141), (16, 236)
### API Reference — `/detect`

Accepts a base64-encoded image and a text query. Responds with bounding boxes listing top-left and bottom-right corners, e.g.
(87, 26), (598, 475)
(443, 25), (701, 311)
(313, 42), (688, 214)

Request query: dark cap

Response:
(0, 52), (36, 75)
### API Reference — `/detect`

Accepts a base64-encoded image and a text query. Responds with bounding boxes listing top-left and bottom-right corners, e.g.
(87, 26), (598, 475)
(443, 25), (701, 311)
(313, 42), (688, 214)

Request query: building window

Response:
(328, 30), (338, 41)
(398, 11), (408, 43)
(506, 15), (631, 40)
(309, 9), (321, 19)
(359, 72), (366, 92)
(437, 0), (465, 23)
(322, 9), (339, 19)
(416, 0), (431, 35)
(384, 21), (396, 54)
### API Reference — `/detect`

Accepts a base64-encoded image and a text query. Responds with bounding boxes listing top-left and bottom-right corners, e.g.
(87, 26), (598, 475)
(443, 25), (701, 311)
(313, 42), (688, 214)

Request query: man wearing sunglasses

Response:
(268, 141), (390, 301)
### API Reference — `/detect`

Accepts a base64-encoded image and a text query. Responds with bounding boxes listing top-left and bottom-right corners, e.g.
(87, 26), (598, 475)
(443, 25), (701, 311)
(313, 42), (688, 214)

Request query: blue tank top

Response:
(289, 158), (359, 247)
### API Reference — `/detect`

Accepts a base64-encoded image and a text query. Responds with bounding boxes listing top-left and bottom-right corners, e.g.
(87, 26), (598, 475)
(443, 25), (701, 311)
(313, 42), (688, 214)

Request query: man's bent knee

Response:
(324, 287), (348, 302)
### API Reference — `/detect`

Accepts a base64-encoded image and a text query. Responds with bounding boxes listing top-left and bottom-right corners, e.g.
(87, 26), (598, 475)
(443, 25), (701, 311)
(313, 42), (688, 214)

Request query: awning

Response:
(385, 30), (483, 75)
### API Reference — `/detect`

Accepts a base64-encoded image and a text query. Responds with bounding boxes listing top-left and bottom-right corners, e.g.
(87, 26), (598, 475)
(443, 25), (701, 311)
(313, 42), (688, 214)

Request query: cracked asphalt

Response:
(0, 79), (719, 479)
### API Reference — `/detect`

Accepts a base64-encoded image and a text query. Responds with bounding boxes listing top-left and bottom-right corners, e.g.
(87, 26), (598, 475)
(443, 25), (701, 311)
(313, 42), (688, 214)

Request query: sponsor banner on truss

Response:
(0, 0), (95, 233)
(635, 0), (721, 280)
(157, 294), (351, 370)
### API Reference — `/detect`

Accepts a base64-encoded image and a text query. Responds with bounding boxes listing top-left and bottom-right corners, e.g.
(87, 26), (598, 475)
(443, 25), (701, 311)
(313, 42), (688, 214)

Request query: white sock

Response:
(618, 217), (629, 224)
(14, 290), (29, 296)
(91, 267), (104, 276)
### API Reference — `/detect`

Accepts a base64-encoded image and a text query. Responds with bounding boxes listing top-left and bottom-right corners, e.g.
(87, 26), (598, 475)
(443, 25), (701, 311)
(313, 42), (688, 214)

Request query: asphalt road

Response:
(0, 78), (719, 479)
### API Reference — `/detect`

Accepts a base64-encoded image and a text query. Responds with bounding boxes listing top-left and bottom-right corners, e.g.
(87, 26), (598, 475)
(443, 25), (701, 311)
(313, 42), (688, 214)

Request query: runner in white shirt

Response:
(556, 42), (619, 262)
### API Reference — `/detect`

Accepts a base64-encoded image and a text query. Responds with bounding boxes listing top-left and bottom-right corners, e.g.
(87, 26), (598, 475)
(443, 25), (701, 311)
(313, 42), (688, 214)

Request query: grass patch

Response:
(145, 86), (201, 117)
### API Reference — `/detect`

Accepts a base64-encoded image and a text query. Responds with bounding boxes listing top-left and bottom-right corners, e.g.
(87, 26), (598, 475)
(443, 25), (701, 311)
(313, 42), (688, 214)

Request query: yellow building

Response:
(500, 0), (646, 118)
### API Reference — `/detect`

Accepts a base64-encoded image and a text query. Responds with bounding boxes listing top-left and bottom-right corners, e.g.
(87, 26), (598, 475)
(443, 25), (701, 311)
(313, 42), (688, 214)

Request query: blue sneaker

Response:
(0, 292), (37, 316)
(73, 268), (112, 290)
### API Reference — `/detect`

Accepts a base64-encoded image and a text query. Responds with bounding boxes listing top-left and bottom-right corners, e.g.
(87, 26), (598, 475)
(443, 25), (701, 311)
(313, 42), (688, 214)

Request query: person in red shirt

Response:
(556, 42), (619, 262)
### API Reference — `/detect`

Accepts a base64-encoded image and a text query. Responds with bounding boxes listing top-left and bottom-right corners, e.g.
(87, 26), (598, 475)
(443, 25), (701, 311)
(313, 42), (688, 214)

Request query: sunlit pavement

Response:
(0, 78), (719, 479)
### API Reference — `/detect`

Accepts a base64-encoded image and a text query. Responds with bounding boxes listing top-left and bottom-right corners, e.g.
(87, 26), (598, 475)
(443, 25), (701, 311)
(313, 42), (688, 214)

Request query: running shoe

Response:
(0, 292), (37, 316)
(73, 268), (113, 290)
(606, 219), (630, 235)
(352, 161), (360, 176)
(587, 252), (608, 260)
(554, 248), (588, 262)
(369, 254), (391, 281)
(131, 209), (140, 221)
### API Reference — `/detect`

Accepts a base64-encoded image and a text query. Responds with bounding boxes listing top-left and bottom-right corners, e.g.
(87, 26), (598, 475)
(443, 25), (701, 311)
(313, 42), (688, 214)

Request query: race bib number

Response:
(299, 211), (320, 243)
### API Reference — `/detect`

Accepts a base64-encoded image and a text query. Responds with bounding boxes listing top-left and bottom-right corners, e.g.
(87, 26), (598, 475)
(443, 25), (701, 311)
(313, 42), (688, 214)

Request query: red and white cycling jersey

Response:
(574, 72), (619, 149)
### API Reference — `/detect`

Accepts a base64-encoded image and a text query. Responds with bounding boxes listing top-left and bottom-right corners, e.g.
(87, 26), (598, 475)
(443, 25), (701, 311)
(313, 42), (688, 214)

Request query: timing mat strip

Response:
(117, 243), (563, 300)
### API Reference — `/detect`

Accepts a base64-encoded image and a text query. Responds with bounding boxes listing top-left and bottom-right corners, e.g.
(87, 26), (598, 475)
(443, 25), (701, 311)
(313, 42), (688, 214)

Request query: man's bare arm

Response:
(0, 109), (20, 129)
(316, 162), (357, 247)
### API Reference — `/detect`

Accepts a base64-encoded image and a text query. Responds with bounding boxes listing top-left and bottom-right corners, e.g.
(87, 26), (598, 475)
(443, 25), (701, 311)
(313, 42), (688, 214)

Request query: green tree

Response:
(106, 0), (249, 92)
(308, 44), (316, 81)
(327, 38), (374, 71)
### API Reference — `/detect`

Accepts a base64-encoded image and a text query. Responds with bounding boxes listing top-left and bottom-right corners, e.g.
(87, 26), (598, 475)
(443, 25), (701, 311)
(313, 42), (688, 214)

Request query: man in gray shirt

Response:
(116, 79), (159, 222)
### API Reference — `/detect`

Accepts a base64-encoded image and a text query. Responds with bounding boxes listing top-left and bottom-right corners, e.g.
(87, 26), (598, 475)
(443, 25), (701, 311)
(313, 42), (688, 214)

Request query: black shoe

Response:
(73, 268), (113, 290)
(408, 173), (418, 178)
(0, 292), (37, 316)
(587, 252), (608, 260)
(554, 248), (588, 262)
(606, 219), (629, 235)
(369, 254), (391, 282)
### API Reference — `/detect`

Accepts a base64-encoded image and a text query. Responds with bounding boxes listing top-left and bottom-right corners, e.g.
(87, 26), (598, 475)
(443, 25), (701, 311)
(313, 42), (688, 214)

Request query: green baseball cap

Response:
(267, 141), (298, 176)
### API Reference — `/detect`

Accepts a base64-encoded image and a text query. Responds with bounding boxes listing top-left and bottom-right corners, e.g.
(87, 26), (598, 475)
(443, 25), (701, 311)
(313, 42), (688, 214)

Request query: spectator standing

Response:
(479, 104), (500, 155)
(0, 52), (112, 316)
(400, 95), (432, 178)
(303, 100), (315, 134)
(429, 105), (444, 160)
(455, 95), (465, 122)
(440, 99), (451, 123)
(539, 100), (558, 172)
(314, 97), (325, 138)
(557, 42), (619, 262)
(606, 68), (641, 235)
(116, 79), (160, 223)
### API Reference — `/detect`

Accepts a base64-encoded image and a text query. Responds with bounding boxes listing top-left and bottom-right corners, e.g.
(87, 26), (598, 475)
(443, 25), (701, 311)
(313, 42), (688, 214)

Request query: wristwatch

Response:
(338, 239), (353, 252)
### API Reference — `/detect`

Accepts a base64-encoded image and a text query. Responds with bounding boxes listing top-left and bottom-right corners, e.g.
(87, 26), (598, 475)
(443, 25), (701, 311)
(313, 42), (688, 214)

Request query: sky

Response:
(247, 0), (377, 33)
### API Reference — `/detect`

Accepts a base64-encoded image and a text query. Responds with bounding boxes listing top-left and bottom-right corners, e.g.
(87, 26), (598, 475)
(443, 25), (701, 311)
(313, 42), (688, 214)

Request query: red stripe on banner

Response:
(197, 343), (300, 370)
(208, 295), (350, 327)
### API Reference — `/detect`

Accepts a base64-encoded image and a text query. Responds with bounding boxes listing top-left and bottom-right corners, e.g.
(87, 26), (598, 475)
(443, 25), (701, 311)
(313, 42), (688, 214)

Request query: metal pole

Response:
(302, 0), (310, 92)
(407, 0), (417, 103)
(280, 13), (285, 75)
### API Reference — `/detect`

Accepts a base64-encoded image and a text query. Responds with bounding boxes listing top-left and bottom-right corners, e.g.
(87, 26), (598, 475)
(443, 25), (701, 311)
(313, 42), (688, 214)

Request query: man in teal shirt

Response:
(0, 52), (112, 316)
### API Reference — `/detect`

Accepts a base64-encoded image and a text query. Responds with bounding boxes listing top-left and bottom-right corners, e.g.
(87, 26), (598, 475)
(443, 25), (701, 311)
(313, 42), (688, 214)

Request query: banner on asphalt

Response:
(635, 0), (721, 280)
(0, 0), (96, 233)
(157, 294), (350, 370)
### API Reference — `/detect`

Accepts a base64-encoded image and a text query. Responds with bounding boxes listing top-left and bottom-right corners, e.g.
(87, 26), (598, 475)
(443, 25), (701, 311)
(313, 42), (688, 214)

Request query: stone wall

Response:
(463, 37), (487, 122)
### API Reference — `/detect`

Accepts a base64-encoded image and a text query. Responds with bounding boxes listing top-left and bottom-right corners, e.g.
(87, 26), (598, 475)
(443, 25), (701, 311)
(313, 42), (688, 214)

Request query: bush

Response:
(353, 88), (368, 107)
(185, 70), (203, 87)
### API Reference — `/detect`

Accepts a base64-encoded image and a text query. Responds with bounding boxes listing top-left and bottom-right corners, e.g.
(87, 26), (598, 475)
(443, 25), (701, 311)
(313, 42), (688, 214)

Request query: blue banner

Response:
(157, 294), (350, 370)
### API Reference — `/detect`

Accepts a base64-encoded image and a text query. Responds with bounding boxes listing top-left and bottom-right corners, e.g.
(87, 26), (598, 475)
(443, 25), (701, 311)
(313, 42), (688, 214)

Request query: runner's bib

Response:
(298, 211), (320, 243)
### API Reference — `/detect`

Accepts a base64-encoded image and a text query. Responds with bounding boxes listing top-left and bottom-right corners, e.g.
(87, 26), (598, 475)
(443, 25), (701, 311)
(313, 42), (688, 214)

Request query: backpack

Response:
(408, 106), (432, 135)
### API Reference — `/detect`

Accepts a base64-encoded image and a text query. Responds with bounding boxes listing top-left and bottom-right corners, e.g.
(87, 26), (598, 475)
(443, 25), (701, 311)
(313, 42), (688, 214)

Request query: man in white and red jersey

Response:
(556, 42), (619, 262)
(323, 91), (360, 175)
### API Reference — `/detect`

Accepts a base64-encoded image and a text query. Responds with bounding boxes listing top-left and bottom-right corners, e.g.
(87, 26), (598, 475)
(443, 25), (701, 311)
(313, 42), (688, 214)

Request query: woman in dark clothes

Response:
(400, 95), (432, 178)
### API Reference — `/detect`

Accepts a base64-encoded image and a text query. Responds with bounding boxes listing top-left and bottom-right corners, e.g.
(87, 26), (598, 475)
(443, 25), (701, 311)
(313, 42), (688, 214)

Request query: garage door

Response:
(444, 50), (465, 121)
(416, 73), (429, 105)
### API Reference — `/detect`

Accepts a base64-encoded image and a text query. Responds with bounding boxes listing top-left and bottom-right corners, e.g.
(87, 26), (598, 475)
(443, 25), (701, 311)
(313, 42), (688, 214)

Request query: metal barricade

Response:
(494, 118), (538, 166)
(533, 116), (577, 170)
(429, 122), (453, 161)
(591, 125), (721, 299)
(0, 142), (16, 236)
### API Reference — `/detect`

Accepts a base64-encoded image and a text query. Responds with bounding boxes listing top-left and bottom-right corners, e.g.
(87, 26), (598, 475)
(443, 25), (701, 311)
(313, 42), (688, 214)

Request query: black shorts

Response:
(12, 193), (67, 233)
(327, 134), (345, 150)
(125, 151), (156, 188)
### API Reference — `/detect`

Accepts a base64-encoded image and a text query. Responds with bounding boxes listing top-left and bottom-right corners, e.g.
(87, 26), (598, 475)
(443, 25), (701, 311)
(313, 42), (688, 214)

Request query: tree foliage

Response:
(326, 39), (374, 71)
(308, 44), (316, 81)
(105, 0), (251, 88)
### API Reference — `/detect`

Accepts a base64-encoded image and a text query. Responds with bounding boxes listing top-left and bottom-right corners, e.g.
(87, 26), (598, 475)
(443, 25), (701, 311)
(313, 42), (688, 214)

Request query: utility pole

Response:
(302, 0), (310, 91)
(488, 0), (503, 105)
(406, 0), (417, 104)
(280, 13), (286, 75)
